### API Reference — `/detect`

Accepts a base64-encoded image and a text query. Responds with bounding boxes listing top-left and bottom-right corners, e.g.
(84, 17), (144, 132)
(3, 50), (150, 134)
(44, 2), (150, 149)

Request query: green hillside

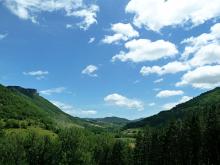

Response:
(0, 84), (219, 165)
(125, 87), (220, 129)
(86, 117), (130, 126)
(0, 84), (95, 130)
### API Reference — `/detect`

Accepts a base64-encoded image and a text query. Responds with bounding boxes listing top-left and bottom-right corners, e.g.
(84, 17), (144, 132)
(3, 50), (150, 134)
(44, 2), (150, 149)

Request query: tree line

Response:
(0, 106), (219, 165)
(134, 106), (220, 165)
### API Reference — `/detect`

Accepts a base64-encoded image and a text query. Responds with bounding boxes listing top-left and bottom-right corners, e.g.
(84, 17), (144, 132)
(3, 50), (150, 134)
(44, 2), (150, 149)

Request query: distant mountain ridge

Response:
(124, 87), (220, 129)
(86, 116), (130, 126)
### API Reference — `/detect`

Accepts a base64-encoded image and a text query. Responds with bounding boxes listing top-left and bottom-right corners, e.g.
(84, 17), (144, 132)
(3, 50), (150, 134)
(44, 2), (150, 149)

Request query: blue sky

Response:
(0, 0), (220, 119)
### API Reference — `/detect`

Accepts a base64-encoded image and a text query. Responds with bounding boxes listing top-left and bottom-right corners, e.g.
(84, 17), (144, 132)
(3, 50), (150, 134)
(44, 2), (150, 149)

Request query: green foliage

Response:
(59, 128), (94, 165)
(110, 140), (131, 165)
(5, 119), (20, 128)
(134, 108), (220, 165)
(125, 87), (220, 129)
(0, 120), (4, 136)
(0, 84), (220, 164)
(0, 85), (112, 132)
(0, 127), (134, 165)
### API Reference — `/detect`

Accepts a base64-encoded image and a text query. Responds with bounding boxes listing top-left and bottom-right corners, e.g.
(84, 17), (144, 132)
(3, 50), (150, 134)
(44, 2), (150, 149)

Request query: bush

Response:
(20, 121), (27, 129)
(5, 119), (20, 128)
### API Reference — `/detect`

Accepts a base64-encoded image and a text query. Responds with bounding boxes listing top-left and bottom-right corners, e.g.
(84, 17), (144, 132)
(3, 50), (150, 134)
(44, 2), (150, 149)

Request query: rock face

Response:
(7, 86), (38, 97)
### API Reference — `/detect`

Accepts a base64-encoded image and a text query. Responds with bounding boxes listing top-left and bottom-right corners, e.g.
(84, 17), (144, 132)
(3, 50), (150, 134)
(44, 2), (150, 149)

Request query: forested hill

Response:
(125, 87), (220, 129)
(0, 84), (95, 130)
(86, 117), (130, 127)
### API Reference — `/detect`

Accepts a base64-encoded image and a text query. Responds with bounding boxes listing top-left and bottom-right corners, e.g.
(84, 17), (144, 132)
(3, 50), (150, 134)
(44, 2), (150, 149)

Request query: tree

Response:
(110, 140), (131, 165)
(59, 128), (94, 165)
(23, 131), (61, 165)
(203, 107), (220, 165)
(0, 133), (26, 165)
(133, 127), (152, 165)
(162, 121), (181, 165)
(93, 134), (113, 165)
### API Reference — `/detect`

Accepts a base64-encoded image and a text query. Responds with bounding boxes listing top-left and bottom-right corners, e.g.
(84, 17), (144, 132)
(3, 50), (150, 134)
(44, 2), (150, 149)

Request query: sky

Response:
(0, 0), (220, 120)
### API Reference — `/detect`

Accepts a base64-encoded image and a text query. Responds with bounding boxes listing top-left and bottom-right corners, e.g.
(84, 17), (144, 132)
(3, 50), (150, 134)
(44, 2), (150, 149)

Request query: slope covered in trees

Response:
(133, 107), (220, 165)
(86, 117), (130, 128)
(0, 84), (106, 131)
(0, 84), (220, 164)
(125, 87), (220, 129)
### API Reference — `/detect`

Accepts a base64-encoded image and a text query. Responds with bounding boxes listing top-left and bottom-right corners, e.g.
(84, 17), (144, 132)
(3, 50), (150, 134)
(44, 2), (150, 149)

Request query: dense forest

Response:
(0, 85), (220, 164)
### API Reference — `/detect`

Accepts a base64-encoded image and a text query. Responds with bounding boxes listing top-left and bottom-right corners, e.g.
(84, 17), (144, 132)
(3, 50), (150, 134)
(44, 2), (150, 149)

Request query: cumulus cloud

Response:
(140, 61), (190, 76)
(176, 65), (220, 89)
(139, 23), (220, 89)
(40, 87), (66, 95)
(51, 100), (97, 116)
(156, 90), (184, 98)
(23, 70), (49, 80)
(4, 0), (99, 30)
(102, 23), (139, 44)
(126, 0), (220, 31)
(181, 23), (220, 68)
(71, 4), (99, 30)
(188, 44), (220, 67)
(167, 23), (220, 89)
(104, 93), (144, 111)
(162, 96), (192, 110)
(82, 65), (98, 77)
(112, 39), (178, 63)
(0, 33), (8, 40)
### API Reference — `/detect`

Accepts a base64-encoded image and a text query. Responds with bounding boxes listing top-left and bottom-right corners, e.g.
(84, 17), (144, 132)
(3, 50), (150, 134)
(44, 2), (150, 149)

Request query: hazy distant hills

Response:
(85, 117), (130, 127)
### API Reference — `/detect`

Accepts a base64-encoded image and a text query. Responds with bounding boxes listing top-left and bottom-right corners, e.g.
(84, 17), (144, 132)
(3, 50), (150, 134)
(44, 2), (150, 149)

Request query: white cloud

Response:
(0, 33), (8, 40)
(176, 65), (220, 89)
(66, 24), (73, 29)
(51, 100), (97, 116)
(148, 102), (156, 106)
(40, 87), (66, 95)
(23, 70), (49, 80)
(181, 23), (220, 69)
(51, 100), (75, 115)
(112, 39), (178, 63)
(81, 110), (97, 115)
(82, 65), (98, 77)
(139, 23), (220, 86)
(179, 96), (193, 103)
(154, 78), (163, 83)
(156, 90), (184, 98)
(188, 44), (220, 67)
(4, 0), (99, 30)
(104, 93), (144, 111)
(70, 4), (99, 30)
(182, 23), (220, 59)
(162, 96), (192, 110)
(162, 102), (177, 110)
(88, 37), (95, 44)
(140, 61), (190, 76)
(126, 0), (220, 31)
(102, 23), (139, 44)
